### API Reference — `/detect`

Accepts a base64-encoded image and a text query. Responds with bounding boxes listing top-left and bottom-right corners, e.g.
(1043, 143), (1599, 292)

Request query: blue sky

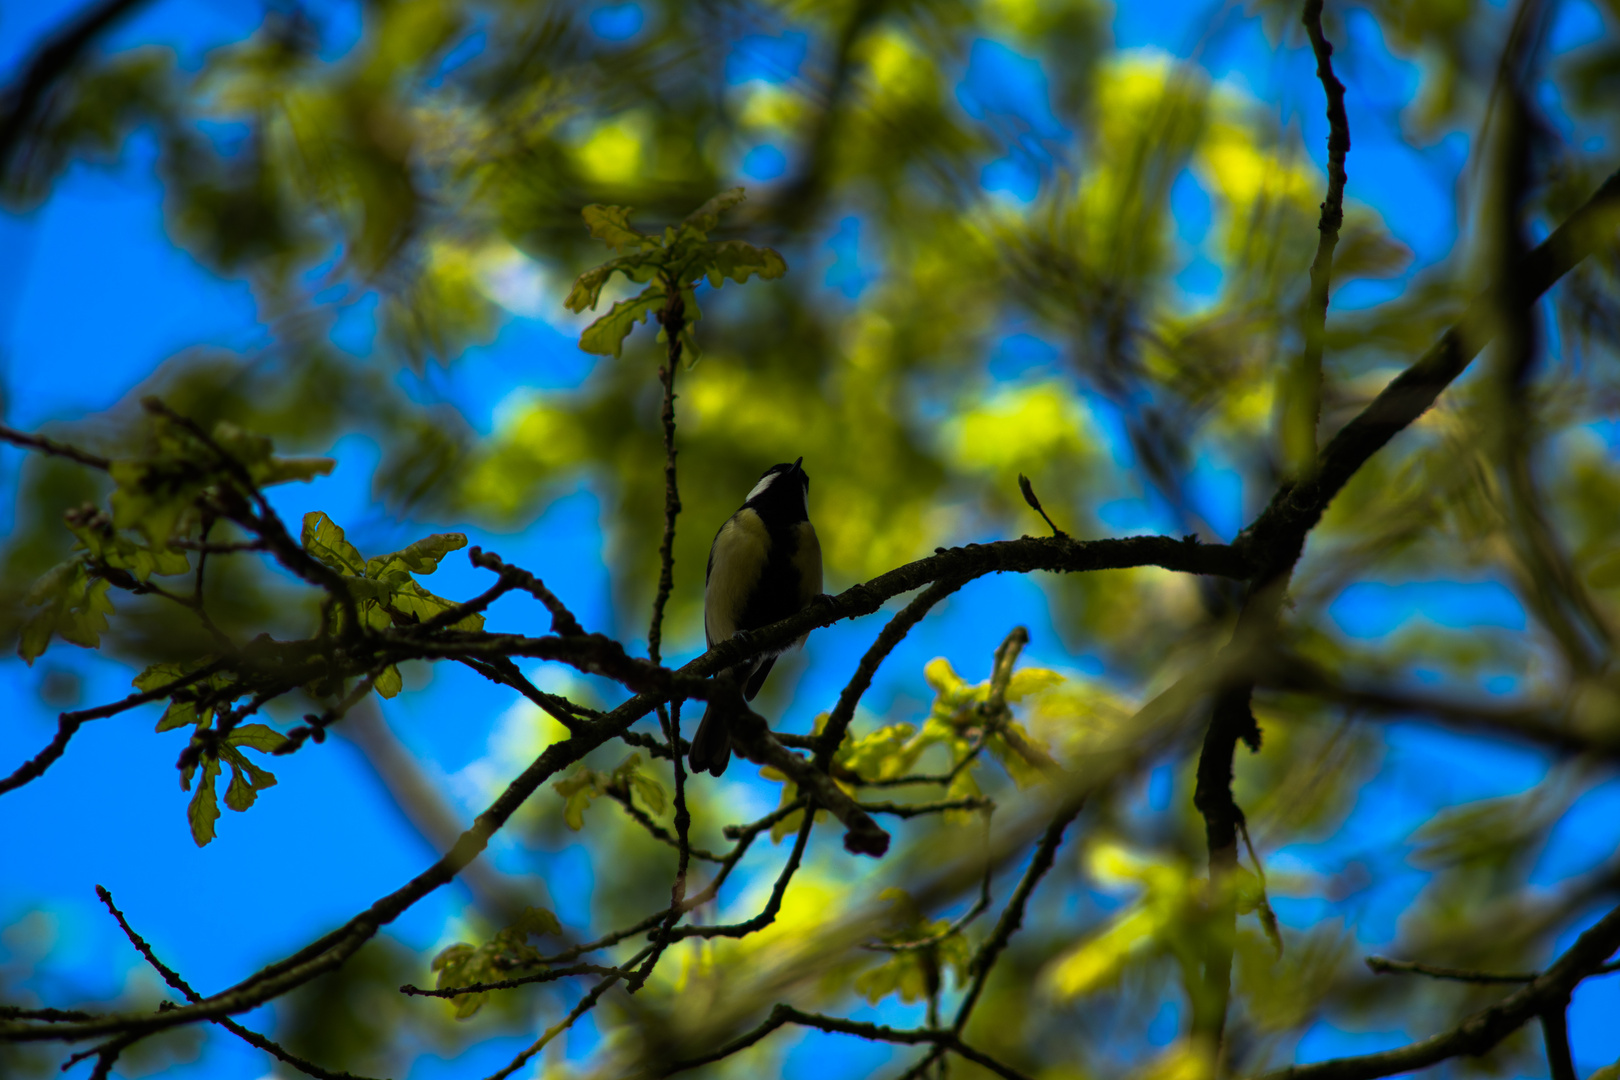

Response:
(2, 1), (1618, 1077)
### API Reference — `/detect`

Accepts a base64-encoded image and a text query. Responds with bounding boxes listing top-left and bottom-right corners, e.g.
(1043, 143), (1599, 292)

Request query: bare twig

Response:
(816, 576), (970, 771)
(0, 424), (110, 468)
(95, 886), (383, 1080)
(1263, 901), (1620, 1080)
(662, 1004), (1033, 1079)
(1364, 955), (1620, 983)
(1286, 0), (1352, 472)
(467, 547), (584, 636)
(647, 276), (684, 665)
(952, 801), (1083, 1033)
(1017, 474), (1067, 537)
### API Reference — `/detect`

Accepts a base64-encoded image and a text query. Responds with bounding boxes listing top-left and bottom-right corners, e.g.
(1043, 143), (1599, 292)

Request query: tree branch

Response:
(662, 1003), (1034, 1080)
(1261, 901), (1620, 1080)
(95, 886), (382, 1080)
(0, 0), (149, 174)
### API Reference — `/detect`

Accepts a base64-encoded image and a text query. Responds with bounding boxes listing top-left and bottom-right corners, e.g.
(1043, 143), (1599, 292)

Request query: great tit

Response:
(688, 458), (823, 777)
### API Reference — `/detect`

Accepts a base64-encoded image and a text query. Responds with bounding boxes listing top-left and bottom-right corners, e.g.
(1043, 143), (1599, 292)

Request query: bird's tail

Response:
(688, 703), (731, 777)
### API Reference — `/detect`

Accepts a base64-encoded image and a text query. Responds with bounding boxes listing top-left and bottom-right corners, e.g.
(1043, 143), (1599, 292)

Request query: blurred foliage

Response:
(3, 0), (1620, 1077)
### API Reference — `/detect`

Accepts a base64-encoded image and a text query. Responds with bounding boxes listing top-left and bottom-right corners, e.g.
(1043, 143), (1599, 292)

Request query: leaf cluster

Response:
(429, 906), (564, 1019)
(564, 189), (787, 358)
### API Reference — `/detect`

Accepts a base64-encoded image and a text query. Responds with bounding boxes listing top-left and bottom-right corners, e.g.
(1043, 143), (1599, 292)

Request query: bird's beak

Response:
(791, 456), (804, 478)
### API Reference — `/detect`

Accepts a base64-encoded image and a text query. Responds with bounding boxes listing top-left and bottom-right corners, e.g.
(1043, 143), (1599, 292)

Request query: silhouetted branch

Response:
(663, 1003), (1033, 1079)
(0, 0), (148, 173)
(1262, 901), (1620, 1080)
(96, 885), (382, 1080)
(1365, 955), (1620, 983)
(952, 800), (1083, 1032)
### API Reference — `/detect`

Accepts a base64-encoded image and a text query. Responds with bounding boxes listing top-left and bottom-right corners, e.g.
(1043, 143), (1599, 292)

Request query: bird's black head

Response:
(743, 457), (810, 524)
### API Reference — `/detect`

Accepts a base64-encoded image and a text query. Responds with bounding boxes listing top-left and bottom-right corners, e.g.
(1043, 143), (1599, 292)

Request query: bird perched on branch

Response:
(689, 458), (823, 777)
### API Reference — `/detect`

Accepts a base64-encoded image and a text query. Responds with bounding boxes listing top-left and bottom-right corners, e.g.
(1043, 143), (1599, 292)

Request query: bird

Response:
(688, 457), (823, 777)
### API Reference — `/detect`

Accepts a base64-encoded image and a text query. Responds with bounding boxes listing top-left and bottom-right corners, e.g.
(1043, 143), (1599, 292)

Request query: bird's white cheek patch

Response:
(705, 510), (770, 644)
(745, 471), (779, 502)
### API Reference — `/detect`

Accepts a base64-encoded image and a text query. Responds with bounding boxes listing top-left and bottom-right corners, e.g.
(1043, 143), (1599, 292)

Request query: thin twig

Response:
(1017, 474), (1067, 537)
(662, 1004), (1033, 1079)
(952, 801), (1083, 1033)
(647, 276), (684, 665)
(481, 945), (655, 1080)
(0, 424), (110, 468)
(467, 548), (585, 636)
(96, 886), (383, 1080)
(816, 576), (970, 771)
(1364, 956), (1620, 983)
(1287, 0), (1352, 472)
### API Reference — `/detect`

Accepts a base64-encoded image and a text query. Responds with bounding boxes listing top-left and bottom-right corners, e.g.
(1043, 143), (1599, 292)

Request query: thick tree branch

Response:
(0, 0), (148, 174)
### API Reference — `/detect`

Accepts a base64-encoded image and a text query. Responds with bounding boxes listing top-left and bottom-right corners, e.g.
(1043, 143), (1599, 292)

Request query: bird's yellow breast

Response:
(705, 508), (770, 645)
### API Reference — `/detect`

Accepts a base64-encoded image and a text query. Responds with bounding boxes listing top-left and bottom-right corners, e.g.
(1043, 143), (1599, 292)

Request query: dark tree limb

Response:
(1366, 954), (1620, 983)
(1260, 900), (1620, 1080)
(0, 0), (149, 173)
(1286, 0), (1351, 471)
(1540, 997), (1577, 1080)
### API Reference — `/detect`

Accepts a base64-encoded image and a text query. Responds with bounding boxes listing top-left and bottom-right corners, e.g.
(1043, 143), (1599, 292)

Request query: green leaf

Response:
(18, 561), (116, 664)
(212, 421), (334, 485)
(565, 252), (663, 313)
(375, 665), (403, 699)
(385, 579), (486, 631)
(630, 773), (666, 814)
(581, 204), (654, 252)
(188, 755), (222, 847)
(679, 187), (747, 239)
(300, 511), (365, 575)
(258, 456), (336, 486)
(554, 767), (603, 830)
(155, 699), (202, 732)
(578, 289), (663, 357)
(511, 906), (562, 938)
(366, 532), (468, 580)
(108, 459), (208, 547)
(698, 239), (788, 288)
(1006, 668), (1064, 701)
(223, 759), (257, 811)
(229, 723), (290, 753)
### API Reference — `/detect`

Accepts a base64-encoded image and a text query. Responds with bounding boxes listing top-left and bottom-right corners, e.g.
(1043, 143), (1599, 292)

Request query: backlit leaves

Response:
(566, 188), (786, 358)
(552, 754), (666, 831)
(299, 512), (485, 643)
(178, 724), (290, 847)
(854, 888), (973, 1005)
(17, 561), (116, 665)
(430, 906), (562, 1019)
